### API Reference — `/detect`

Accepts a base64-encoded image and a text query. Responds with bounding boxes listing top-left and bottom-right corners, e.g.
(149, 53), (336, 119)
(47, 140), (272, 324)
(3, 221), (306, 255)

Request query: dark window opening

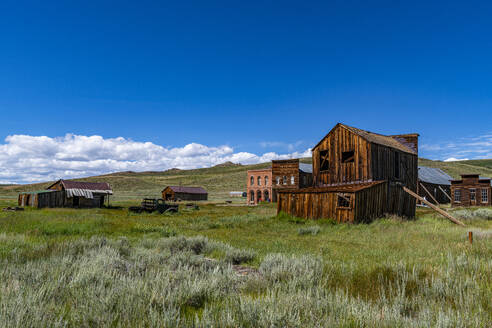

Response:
(394, 152), (400, 179)
(470, 189), (476, 201)
(320, 150), (329, 171)
(337, 194), (351, 208)
(454, 189), (461, 202)
(341, 151), (354, 163)
(73, 196), (80, 207)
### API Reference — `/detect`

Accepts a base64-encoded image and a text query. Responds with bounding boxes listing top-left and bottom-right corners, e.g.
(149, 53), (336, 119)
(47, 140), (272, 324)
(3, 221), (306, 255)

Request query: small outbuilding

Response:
(162, 186), (208, 201)
(417, 166), (453, 204)
(19, 179), (113, 208)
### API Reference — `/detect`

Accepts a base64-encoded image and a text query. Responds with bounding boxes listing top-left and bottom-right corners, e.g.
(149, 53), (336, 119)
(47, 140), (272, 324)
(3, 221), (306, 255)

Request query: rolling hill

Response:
(1, 158), (491, 201)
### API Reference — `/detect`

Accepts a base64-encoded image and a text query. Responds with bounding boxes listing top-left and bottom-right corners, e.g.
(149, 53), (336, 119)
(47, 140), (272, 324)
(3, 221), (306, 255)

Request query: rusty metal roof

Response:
(47, 179), (112, 192)
(313, 123), (417, 155)
(164, 186), (208, 194)
(278, 181), (386, 193)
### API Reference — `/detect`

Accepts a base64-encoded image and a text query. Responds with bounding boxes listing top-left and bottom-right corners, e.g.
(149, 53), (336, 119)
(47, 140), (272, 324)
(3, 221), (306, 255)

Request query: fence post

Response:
(468, 231), (473, 244)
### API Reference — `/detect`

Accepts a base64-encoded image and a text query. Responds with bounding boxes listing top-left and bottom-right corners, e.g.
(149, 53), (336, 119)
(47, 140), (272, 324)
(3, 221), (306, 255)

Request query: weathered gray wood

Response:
(438, 185), (452, 201)
(403, 186), (465, 226)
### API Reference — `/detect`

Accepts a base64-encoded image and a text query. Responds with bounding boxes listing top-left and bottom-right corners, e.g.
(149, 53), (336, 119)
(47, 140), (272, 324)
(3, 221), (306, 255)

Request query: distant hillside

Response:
(1, 158), (490, 201)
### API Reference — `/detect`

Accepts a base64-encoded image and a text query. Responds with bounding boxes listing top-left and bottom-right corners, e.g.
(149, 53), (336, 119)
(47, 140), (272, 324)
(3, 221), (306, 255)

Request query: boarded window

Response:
(394, 152), (400, 179)
(320, 150), (329, 171)
(337, 194), (351, 208)
(341, 151), (354, 163)
(470, 188), (476, 201)
(482, 189), (489, 203)
(454, 189), (461, 202)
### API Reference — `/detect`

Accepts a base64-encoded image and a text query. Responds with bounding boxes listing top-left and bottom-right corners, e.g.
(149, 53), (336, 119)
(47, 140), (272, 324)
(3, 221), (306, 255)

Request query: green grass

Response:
(0, 198), (491, 326)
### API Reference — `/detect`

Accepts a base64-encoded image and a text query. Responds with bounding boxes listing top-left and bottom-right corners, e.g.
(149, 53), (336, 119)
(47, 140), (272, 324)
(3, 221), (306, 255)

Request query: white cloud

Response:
(444, 157), (470, 162)
(420, 132), (492, 161)
(0, 134), (312, 184)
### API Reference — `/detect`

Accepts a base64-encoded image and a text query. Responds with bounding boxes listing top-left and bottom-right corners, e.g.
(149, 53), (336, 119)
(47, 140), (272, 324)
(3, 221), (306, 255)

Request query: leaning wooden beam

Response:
(403, 186), (465, 226)
(419, 182), (439, 205)
(438, 185), (452, 202)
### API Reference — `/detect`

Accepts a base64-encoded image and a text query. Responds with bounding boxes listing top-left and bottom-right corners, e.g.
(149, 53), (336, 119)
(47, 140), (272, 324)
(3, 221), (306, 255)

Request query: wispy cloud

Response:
(420, 132), (492, 161)
(0, 134), (311, 184)
(260, 140), (304, 152)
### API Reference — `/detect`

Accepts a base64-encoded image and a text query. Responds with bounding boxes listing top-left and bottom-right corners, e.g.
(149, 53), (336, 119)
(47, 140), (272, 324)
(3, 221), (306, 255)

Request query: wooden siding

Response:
(18, 191), (106, 208)
(450, 176), (491, 207)
(271, 159), (312, 202)
(313, 125), (372, 185)
(277, 182), (388, 223)
(417, 181), (451, 204)
(162, 188), (208, 201)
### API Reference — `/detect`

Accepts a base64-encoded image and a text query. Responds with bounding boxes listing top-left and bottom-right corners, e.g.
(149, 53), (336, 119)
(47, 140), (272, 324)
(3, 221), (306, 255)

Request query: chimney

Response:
(390, 134), (419, 154)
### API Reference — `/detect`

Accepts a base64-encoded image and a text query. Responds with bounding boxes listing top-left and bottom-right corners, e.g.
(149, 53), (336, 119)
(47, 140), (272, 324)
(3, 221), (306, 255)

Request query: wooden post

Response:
(403, 186), (465, 226)
(438, 186), (452, 202)
(419, 182), (439, 205)
(468, 231), (473, 244)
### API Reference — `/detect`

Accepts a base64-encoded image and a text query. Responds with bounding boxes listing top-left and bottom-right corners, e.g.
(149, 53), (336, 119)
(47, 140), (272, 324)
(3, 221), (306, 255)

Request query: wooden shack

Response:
(162, 186), (208, 201)
(450, 174), (491, 207)
(19, 179), (112, 208)
(278, 123), (419, 222)
(417, 166), (452, 204)
(271, 159), (313, 202)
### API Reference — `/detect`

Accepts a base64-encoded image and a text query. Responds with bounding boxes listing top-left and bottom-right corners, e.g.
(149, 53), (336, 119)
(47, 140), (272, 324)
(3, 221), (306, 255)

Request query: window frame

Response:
(470, 188), (476, 201)
(336, 193), (352, 209)
(258, 176), (261, 186)
(265, 176), (269, 186)
(250, 176), (254, 186)
(454, 189), (461, 202)
(319, 149), (330, 172)
(341, 150), (355, 164)
(482, 189), (489, 203)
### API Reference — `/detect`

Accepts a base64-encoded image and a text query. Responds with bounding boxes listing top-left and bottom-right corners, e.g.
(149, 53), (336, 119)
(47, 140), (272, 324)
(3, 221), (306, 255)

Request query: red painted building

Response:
(246, 168), (272, 204)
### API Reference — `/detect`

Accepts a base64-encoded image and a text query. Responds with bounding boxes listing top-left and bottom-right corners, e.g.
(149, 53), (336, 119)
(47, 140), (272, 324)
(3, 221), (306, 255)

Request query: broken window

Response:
(276, 176), (281, 185)
(394, 152), (400, 179)
(320, 150), (329, 171)
(337, 194), (351, 208)
(341, 150), (354, 163)
(454, 189), (461, 202)
(470, 188), (476, 201)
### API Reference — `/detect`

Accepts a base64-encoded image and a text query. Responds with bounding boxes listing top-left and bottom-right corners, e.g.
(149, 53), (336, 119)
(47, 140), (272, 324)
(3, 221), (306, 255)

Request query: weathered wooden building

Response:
(417, 166), (452, 204)
(162, 186), (208, 201)
(19, 179), (113, 208)
(246, 168), (272, 204)
(271, 159), (313, 202)
(450, 174), (491, 207)
(278, 123), (419, 222)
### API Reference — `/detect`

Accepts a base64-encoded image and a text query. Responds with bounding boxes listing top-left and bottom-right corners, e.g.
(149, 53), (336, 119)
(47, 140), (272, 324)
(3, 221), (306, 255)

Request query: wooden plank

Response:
(419, 182), (439, 205)
(438, 185), (452, 201)
(403, 186), (465, 226)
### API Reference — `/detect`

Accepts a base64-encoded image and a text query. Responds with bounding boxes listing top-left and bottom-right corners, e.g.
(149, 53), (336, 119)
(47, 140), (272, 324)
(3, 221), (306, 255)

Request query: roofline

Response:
(247, 168), (272, 172)
(46, 179), (62, 190)
(312, 123), (417, 154)
(271, 159), (300, 163)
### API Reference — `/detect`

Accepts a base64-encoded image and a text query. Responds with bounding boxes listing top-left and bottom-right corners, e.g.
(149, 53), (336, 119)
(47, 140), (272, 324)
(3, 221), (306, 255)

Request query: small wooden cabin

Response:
(271, 159), (313, 202)
(278, 123), (419, 222)
(162, 186), (208, 201)
(19, 179), (112, 208)
(450, 174), (491, 207)
(417, 166), (452, 204)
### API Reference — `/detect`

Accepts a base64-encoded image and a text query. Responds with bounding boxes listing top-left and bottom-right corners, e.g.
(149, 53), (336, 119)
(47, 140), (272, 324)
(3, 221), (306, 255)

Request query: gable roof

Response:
(163, 186), (208, 194)
(313, 123), (417, 155)
(418, 166), (452, 185)
(47, 179), (112, 192)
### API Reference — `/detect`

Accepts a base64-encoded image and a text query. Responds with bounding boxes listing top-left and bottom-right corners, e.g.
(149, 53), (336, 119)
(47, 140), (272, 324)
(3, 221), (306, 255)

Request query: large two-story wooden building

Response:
(277, 123), (419, 222)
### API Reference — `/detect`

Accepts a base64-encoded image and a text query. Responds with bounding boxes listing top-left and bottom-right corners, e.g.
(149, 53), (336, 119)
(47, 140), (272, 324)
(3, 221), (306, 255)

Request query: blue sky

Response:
(0, 1), (491, 183)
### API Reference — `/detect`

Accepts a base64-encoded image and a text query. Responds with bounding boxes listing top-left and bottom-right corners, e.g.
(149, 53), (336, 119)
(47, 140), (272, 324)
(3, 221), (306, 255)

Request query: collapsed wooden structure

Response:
(18, 179), (113, 208)
(450, 174), (491, 207)
(278, 123), (419, 222)
(162, 186), (208, 201)
(417, 166), (453, 204)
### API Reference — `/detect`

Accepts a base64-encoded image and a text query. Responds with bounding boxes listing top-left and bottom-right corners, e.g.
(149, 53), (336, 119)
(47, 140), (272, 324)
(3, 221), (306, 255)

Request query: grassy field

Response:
(0, 159), (492, 326)
(0, 199), (491, 327)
